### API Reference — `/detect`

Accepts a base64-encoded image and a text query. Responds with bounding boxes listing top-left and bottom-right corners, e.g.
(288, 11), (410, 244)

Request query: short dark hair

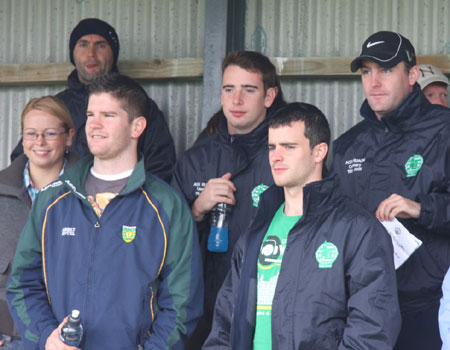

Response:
(88, 73), (151, 122)
(222, 51), (286, 109)
(403, 61), (413, 73)
(269, 102), (330, 149)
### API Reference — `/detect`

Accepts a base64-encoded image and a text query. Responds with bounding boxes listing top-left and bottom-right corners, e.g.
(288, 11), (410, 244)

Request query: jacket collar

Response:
(0, 152), (79, 204)
(0, 152), (79, 192)
(0, 154), (28, 190)
(216, 106), (276, 153)
(360, 83), (432, 133)
(61, 154), (146, 199)
(67, 64), (120, 92)
(67, 69), (88, 92)
(257, 175), (341, 220)
(0, 154), (31, 206)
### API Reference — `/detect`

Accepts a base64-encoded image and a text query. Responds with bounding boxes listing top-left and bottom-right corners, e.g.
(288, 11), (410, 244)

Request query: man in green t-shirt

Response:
(204, 102), (401, 350)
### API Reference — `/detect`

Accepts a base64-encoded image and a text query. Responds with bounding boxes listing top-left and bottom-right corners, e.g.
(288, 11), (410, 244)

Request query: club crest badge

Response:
(251, 184), (269, 207)
(122, 225), (136, 243)
(315, 241), (339, 269)
(405, 154), (423, 177)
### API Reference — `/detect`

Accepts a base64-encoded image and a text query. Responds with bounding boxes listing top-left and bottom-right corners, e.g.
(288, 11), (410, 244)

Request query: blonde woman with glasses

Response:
(0, 96), (77, 349)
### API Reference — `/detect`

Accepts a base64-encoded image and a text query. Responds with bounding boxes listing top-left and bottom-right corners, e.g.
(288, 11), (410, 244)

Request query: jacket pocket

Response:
(138, 285), (154, 346)
(0, 256), (9, 274)
(0, 256), (14, 335)
(0, 256), (10, 289)
(290, 311), (343, 349)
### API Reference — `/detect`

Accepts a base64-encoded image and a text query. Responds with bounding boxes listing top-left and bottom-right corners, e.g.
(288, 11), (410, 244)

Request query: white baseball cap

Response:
(417, 64), (449, 90)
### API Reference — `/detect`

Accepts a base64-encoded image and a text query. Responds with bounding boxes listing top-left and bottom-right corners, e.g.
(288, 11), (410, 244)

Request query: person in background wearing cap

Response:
(9, 18), (176, 183)
(331, 31), (450, 350)
(417, 64), (449, 107)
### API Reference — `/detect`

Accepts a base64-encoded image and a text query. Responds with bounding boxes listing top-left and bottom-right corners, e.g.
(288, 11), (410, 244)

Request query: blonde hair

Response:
(21, 96), (74, 131)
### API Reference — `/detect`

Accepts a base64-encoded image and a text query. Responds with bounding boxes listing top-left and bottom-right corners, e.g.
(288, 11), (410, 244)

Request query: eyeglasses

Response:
(22, 129), (68, 141)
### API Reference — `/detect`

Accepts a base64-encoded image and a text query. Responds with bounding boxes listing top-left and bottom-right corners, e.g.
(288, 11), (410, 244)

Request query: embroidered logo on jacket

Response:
(251, 184), (269, 207)
(405, 154), (423, 177)
(41, 180), (63, 192)
(344, 158), (365, 174)
(315, 241), (339, 268)
(61, 227), (76, 236)
(122, 225), (136, 243)
(193, 181), (206, 196)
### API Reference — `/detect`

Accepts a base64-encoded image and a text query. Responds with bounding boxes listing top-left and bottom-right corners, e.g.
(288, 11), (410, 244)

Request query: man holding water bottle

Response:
(171, 50), (286, 349)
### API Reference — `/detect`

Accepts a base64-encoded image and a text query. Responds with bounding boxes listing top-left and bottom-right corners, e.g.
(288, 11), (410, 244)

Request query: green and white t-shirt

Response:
(253, 203), (301, 350)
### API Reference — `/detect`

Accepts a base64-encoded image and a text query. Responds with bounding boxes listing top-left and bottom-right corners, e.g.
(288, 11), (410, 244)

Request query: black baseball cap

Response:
(350, 31), (416, 72)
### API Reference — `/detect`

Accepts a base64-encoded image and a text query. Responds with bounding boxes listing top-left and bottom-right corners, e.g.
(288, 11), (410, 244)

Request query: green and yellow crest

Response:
(122, 225), (136, 243)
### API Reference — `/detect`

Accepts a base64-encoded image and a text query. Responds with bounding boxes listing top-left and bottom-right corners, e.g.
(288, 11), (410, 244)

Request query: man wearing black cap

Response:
(332, 31), (450, 350)
(10, 18), (176, 182)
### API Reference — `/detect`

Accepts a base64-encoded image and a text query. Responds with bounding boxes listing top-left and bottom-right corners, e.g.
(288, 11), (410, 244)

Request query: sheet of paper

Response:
(379, 218), (422, 270)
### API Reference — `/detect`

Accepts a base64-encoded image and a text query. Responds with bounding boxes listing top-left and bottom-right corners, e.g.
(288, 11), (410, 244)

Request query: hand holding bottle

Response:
(191, 172), (236, 221)
(45, 314), (81, 350)
(207, 203), (232, 252)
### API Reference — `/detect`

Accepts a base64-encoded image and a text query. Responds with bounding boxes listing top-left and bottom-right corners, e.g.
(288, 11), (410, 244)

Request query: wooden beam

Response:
(1, 54), (449, 85)
(270, 54), (450, 77)
(271, 56), (355, 77)
(0, 58), (204, 85)
(118, 58), (203, 80)
(416, 54), (450, 73)
(0, 62), (73, 85)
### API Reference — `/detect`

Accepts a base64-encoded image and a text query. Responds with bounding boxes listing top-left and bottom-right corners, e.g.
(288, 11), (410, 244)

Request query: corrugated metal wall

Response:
(244, 0), (450, 145)
(1, 0), (450, 169)
(0, 0), (204, 168)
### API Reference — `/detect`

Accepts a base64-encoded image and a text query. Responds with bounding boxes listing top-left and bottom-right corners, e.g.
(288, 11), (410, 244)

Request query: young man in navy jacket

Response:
(172, 51), (286, 349)
(205, 102), (401, 349)
(7, 74), (203, 350)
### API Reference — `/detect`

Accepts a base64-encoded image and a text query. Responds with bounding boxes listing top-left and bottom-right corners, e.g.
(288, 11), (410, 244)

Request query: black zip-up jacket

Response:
(204, 176), (401, 349)
(332, 84), (450, 313)
(171, 110), (275, 343)
(10, 70), (176, 182)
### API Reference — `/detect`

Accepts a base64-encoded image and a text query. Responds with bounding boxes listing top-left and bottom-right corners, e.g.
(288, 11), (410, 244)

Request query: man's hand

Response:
(191, 172), (236, 221)
(45, 316), (80, 350)
(375, 193), (421, 221)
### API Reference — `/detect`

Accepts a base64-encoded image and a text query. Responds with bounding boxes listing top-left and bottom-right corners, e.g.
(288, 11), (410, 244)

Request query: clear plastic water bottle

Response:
(207, 203), (232, 252)
(60, 309), (83, 347)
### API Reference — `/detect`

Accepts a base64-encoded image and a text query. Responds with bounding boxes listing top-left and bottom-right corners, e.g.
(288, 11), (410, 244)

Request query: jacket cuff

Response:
(39, 324), (58, 350)
(417, 194), (431, 227)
